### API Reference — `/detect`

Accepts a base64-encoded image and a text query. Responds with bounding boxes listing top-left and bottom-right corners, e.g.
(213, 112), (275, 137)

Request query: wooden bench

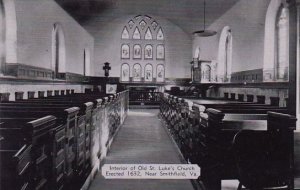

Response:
(0, 115), (58, 190)
(159, 93), (296, 189)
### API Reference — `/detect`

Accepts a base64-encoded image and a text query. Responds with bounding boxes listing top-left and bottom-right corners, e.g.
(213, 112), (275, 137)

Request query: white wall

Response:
(14, 0), (94, 75)
(84, 15), (192, 78)
(193, 0), (271, 73)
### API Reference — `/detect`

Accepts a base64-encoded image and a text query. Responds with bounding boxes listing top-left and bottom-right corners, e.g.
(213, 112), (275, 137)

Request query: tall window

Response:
(52, 23), (66, 78)
(263, 0), (290, 82)
(83, 50), (86, 76)
(120, 15), (165, 82)
(276, 6), (289, 80)
(83, 48), (91, 76)
(0, 0), (5, 74)
(224, 32), (232, 80)
(217, 26), (232, 82)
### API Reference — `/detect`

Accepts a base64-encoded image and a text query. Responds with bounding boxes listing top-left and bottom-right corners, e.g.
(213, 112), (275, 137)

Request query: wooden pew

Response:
(0, 105), (80, 186)
(0, 90), (129, 190)
(0, 115), (59, 190)
(159, 93), (296, 189)
(188, 98), (288, 114)
(196, 109), (295, 189)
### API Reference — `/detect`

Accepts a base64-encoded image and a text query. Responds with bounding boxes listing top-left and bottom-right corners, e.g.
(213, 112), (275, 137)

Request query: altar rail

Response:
(129, 90), (160, 105)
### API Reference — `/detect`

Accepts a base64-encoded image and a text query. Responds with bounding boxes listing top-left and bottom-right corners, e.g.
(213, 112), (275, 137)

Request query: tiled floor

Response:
(88, 109), (194, 190)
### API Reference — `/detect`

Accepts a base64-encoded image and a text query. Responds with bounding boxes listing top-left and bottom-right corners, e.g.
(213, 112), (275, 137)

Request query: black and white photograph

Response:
(0, 0), (299, 190)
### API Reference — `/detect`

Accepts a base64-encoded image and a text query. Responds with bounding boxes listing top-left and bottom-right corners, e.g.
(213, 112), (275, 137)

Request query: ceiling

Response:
(55, 0), (239, 35)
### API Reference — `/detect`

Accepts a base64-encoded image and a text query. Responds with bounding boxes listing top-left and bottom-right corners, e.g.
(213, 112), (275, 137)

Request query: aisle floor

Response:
(88, 109), (195, 190)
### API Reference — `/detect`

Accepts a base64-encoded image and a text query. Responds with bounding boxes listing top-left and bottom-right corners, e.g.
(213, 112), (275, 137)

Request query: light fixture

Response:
(193, 0), (217, 37)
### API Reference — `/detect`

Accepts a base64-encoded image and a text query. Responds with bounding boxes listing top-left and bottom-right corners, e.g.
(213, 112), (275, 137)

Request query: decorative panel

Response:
(133, 27), (141, 39)
(121, 27), (130, 39)
(156, 64), (165, 82)
(145, 27), (153, 40)
(121, 63), (130, 82)
(156, 45), (165, 60)
(133, 44), (142, 59)
(144, 45), (153, 59)
(139, 20), (146, 30)
(132, 64), (142, 82)
(157, 28), (164, 40)
(144, 64), (153, 82)
(121, 44), (130, 59)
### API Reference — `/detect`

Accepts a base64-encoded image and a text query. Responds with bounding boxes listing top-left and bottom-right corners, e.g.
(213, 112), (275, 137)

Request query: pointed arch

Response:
(128, 20), (134, 29)
(145, 27), (153, 40)
(121, 26), (130, 39)
(139, 20), (146, 30)
(217, 26), (232, 82)
(133, 27), (141, 39)
(157, 28), (164, 40)
(151, 21), (158, 30)
(52, 23), (66, 77)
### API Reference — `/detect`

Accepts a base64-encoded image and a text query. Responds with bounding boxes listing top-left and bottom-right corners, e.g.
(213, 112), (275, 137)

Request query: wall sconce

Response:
(103, 62), (111, 77)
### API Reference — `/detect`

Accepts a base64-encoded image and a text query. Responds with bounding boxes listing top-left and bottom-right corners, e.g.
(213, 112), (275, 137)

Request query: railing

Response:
(129, 90), (160, 105)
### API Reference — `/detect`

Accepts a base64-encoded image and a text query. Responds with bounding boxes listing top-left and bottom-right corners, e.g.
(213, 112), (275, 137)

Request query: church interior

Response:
(0, 0), (299, 189)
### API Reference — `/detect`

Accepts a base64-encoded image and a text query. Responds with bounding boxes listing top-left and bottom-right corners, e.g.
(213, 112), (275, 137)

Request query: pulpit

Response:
(191, 59), (216, 83)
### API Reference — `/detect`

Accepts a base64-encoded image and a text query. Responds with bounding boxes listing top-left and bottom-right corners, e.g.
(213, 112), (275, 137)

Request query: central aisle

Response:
(88, 109), (195, 190)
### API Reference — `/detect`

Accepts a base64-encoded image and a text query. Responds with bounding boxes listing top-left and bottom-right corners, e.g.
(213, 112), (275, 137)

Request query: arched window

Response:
(276, 6), (289, 80)
(121, 44), (130, 59)
(156, 45), (165, 60)
(132, 63), (142, 81)
(144, 64), (153, 82)
(121, 27), (129, 39)
(52, 23), (66, 78)
(121, 63), (130, 82)
(217, 26), (232, 82)
(144, 44), (153, 59)
(263, 0), (289, 81)
(0, 1), (5, 74)
(156, 64), (165, 82)
(120, 15), (165, 83)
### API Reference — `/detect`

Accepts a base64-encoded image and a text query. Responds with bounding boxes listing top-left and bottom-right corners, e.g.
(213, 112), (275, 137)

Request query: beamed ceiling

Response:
(55, 0), (240, 35)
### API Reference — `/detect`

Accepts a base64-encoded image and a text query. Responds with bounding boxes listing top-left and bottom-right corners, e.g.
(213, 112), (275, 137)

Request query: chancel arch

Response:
(217, 26), (232, 82)
(52, 23), (66, 78)
(263, 0), (290, 81)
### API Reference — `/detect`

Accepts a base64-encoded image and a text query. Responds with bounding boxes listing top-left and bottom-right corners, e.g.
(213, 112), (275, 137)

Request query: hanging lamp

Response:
(193, 0), (217, 37)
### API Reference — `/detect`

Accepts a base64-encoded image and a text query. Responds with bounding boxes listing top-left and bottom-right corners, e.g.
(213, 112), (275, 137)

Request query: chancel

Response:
(0, 0), (299, 190)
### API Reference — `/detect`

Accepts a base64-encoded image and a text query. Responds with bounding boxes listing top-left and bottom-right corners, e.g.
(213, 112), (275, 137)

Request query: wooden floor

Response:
(88, 109), (195, 190)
